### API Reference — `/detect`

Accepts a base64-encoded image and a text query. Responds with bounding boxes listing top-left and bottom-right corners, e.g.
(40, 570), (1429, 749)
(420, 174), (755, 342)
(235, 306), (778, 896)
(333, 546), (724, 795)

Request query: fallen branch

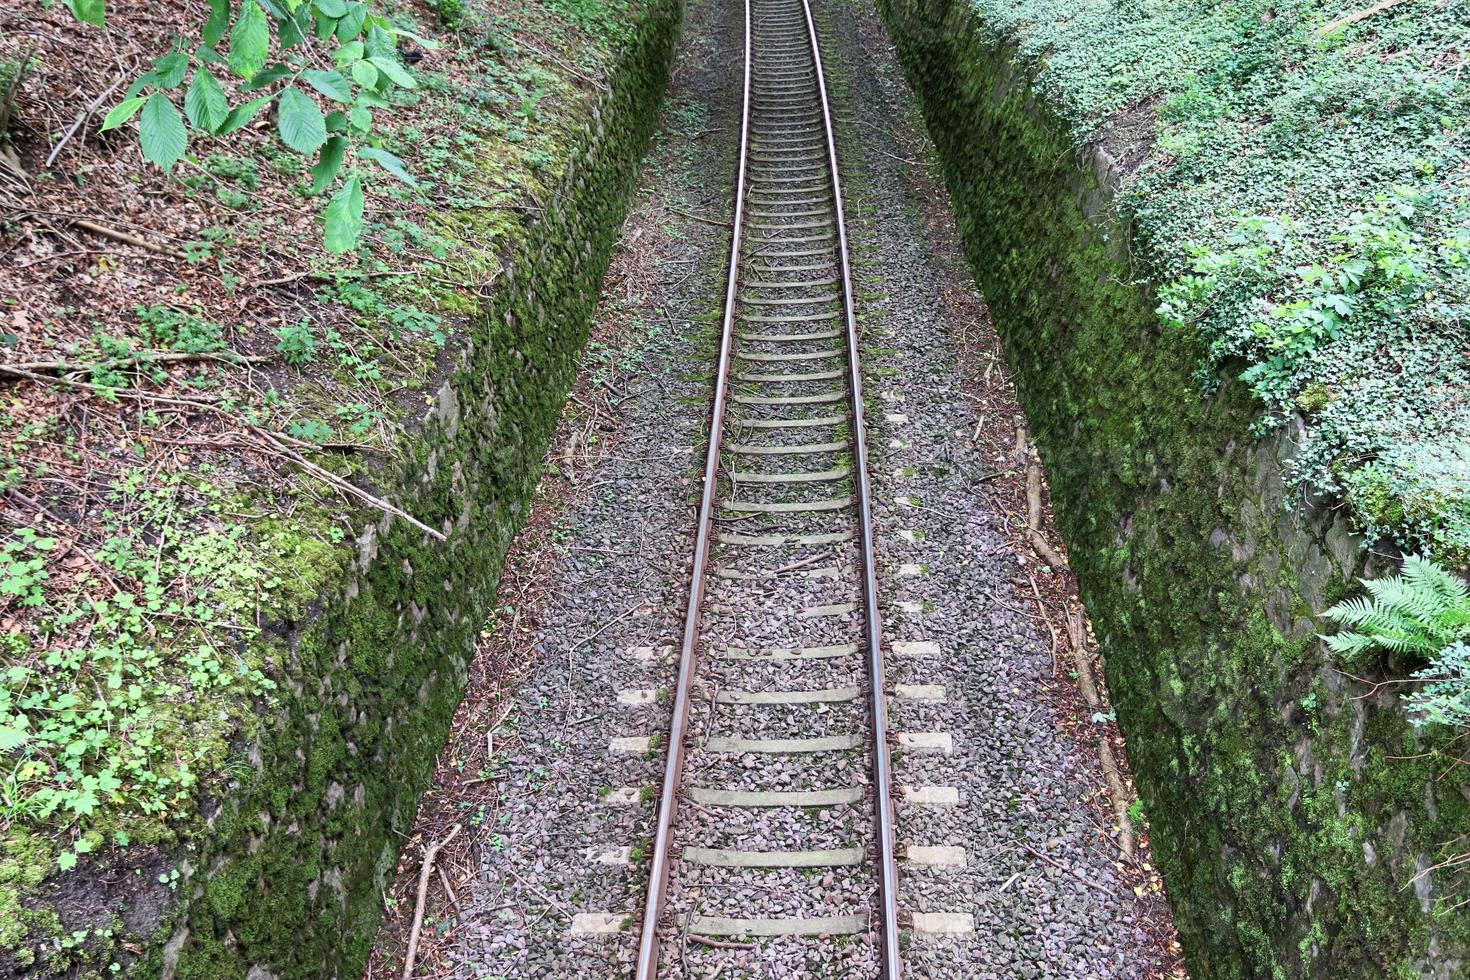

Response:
(668, 206), (733, 229)
(45, 77), (124, 168)
(9, 350), (268, 376)
(1025, 462), (1067, 571)
(1315, 0), (1408, 35)
(1066, 608), (1136, 860)
(67, 217), (186, 259)
(688, 934), (755, 950)
(402, 823), (461, 980)
(0, 365), (447, 542)
(1016, 839), (1113, 895)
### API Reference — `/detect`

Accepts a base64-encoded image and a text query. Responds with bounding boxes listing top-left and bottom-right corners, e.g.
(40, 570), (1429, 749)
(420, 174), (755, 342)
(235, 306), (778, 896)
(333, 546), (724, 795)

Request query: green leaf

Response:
(334, 40), (365, 66)
(310, 135), (346, 193)
(203, 0), (232, 46)
(313, 0), (347, 15)
(63, 0), (106, 26)
(152, 52), (190, 89)
(348, 105), (372, 132)
(229, 0), (271, 79)
(303, 69), (352, 103)
(323, 174), (365, 253)
(358, 147), (417, 188)
(277, 88), (326, 153)
(217, 94), (272, 134)
(0, 723), (27, 752)
(369, 55), (415, 89)
(242, 63), (293, 91)
(57, 851), (78, 871)
(350, 59), (379, 89)
(100, 96), (146, 132)
(325, 110), (347, 133)
(138, 93), (188, 171)
(184, 68), (230, 132)
(335, 3), (368, 39)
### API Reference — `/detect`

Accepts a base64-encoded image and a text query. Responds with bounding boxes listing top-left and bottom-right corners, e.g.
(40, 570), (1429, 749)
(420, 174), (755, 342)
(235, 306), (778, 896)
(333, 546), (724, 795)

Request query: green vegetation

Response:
(960, 0), (1469, 561)
(60, 0), (431, 251)
(876, 0), (1470, 972)
(2, 0), (681, 971)
(1325, 556), (1470, 731)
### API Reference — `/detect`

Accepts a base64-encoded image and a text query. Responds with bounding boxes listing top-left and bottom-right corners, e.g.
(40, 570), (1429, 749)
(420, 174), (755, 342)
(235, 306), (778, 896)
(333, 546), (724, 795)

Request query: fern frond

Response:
(1321, 556), (1470, 664)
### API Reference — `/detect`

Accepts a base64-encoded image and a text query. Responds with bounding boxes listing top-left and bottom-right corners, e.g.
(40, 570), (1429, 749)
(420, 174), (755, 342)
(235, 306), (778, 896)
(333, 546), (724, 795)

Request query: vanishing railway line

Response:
(634, 0), (903, 973)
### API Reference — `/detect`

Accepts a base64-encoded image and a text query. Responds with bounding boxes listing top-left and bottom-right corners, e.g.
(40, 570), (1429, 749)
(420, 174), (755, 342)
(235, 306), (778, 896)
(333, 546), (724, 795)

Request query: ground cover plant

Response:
(963, 0), (1468, 562)
(0, 0), (640, 967)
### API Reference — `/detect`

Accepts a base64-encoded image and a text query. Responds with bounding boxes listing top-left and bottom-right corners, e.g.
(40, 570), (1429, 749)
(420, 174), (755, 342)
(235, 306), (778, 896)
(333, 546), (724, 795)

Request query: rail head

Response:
(796, 0), (903, 975)
(632, 0), (753, 976)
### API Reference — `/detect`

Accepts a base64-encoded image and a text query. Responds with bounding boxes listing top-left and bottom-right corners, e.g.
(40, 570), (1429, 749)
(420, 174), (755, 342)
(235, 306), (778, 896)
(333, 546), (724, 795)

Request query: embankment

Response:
(15, 2), (680, 976)
(875, 0), (1470, 975)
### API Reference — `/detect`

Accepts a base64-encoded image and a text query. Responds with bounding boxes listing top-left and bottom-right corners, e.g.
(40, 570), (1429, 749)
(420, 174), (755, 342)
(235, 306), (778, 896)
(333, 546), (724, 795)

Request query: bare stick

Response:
(67, 218), (186, 259)
(402, 823), (461, 980)
(45, 77), (123, 168)
(10, 351), (268, 375)
(1025, 463), (1067, 570)
(1066, 609), (1136, 859)
(1016, 840), (1113, 895)
(0, 365), (447, 541)
(668, 206), (733, 229)
(1315, 0), (1407, 35)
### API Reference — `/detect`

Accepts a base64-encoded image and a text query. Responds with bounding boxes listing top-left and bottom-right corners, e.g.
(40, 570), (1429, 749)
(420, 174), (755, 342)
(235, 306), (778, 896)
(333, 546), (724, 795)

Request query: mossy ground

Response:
(877, 0), (1470, 975)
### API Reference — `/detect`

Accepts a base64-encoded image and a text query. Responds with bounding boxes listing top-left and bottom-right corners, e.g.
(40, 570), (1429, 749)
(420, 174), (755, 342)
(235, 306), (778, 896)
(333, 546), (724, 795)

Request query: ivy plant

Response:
(54, 0), (432, 252)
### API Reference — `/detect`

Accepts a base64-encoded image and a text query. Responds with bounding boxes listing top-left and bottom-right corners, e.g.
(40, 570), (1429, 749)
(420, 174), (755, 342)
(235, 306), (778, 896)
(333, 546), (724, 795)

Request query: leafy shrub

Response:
(274, 319), (318, 365)
(1323, 555), (1470, 731)
(61, 0), (432, 252)
(134, 304), (226, 353)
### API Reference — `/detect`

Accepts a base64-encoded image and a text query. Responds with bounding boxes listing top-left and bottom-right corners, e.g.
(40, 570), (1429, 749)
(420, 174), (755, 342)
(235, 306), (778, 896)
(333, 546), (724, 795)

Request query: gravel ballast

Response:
(371, 0), (1180, 975)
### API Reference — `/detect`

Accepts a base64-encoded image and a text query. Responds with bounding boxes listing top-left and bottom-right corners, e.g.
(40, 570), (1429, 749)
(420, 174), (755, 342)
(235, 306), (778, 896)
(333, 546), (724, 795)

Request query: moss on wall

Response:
(875, 0), (1470, 976)
(62, 2), (685, 976)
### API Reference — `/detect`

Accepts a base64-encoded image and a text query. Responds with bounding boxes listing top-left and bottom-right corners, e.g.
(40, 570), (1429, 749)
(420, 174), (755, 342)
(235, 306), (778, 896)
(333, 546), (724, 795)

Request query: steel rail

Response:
(633, 0), (901, 973)
(797, 0), (902, 973)
(632, 0), (752, 974)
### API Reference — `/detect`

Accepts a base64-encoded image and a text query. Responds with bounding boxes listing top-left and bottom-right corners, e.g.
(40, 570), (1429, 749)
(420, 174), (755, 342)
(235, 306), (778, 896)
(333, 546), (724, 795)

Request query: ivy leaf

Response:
(229, 0), (271, 79)
(203, 0), (232, 47)
(358, 147), (417, 188)
(302, 68), (353, 103)
(63, 0), (106, 26)
(369, 56), (415, 89)
(138, 93), (188, 171)
(184, 67), (230, 133)
(322, 174), (365, 254)
(310, 135), (347, 194)
(277, 87), (327, 153)
(216, 94), (273, 134)
(99, 96), (146, 132)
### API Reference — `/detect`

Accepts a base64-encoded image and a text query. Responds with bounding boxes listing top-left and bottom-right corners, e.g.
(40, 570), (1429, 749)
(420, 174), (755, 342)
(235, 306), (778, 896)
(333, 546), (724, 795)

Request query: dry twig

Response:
(402, 823), (461, 980)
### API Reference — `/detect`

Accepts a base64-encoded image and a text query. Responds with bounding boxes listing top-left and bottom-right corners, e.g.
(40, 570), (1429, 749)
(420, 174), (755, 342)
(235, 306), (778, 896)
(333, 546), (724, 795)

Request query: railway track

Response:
(634, 0), (902, 973)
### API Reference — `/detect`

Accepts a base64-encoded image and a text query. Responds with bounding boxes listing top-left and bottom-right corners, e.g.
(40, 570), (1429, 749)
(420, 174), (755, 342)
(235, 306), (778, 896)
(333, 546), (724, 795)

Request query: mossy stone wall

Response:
(874, 0), (1469, 976)
(114, 3), (682, 976)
